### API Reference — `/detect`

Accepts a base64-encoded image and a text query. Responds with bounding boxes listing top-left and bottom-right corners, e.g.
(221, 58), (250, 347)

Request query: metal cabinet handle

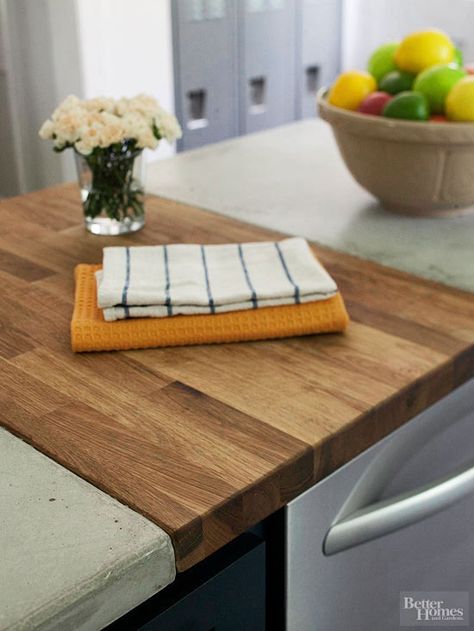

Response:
(324, 463), (474, 556)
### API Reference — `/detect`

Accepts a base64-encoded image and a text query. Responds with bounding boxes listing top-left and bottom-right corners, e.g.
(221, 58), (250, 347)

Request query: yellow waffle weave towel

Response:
(71, 264), (349, 352)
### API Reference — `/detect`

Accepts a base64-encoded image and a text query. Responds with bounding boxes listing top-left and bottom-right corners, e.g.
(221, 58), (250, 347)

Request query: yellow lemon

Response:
(395, 29), (455, 74)
(446, 76), (474, 121)
(328, 71), (376, 110)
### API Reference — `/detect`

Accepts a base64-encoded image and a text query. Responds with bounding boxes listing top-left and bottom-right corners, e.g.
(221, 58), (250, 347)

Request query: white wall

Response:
(343, 0), (474, 71)
(0, 0), (175, 196)
(75, 0), (176, 163)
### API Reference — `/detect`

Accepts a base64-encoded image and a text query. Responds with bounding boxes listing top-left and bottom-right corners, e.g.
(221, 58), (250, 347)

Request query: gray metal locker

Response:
(172, 0), (342, 150)
(296, 0), (342, 119)
(172, 0), (239, 151)
(238, 0), (297, 134)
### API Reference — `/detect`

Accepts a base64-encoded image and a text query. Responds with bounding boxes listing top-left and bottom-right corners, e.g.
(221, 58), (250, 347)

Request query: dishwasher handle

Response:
(324, 463), (474, 556)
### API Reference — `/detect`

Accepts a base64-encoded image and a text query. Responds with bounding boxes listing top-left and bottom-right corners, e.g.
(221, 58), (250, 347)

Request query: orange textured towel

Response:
(71, 264), (349, 352)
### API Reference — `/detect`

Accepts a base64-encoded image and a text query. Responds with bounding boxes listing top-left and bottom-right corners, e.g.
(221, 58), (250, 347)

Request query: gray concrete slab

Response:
(0, 428), (175, 631)
(147, 119), (474, 292)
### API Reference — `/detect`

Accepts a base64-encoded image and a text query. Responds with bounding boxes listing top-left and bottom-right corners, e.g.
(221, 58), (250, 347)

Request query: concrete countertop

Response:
(147, 119), (474, 292)
(0, 428), (175, 631)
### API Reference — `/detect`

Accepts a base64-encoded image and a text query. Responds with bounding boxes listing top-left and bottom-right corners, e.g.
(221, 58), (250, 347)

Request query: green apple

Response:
(413, 63), (466, 114)
(368, 43), (399, 83)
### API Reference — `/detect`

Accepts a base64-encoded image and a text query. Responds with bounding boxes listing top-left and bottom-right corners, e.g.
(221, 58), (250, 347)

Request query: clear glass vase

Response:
(75, 145), (145, 236)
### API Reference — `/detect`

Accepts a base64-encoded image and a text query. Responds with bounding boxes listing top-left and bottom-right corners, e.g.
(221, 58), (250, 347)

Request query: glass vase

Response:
(75, 145), (145, 236)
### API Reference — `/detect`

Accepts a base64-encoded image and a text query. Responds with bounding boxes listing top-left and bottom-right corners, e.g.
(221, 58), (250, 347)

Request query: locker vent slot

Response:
(249, 76), (266, 114)
(187, 89), (208, 130)
(306, 65), (320, 95)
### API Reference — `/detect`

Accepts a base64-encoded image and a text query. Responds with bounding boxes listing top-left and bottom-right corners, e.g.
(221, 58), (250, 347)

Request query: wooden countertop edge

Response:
(174, 346), (473, 571)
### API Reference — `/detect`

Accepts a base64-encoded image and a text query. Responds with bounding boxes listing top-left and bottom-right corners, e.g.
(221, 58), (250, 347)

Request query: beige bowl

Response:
(318, 89), (474, 217)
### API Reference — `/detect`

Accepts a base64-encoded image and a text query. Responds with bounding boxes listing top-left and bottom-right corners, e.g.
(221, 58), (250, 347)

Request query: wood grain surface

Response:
(1, 184), (473, 571)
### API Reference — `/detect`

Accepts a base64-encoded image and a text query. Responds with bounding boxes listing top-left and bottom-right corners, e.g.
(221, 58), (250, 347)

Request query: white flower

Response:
(98, 113), (127, 148)
(39, 93), (182, 152)
(115, 97), (131, 117)
(74, 139), (94, 155)
(122, 111), (148, 137)
(83, 97), (116, 113)
(51, 95), (82, 121)
(136, 128), (159, 150)
(129, 94), (160, 115)
(38, 119), (55, 140)
(53, 110), (86, 144)
(73, 125), (102, 154)
(156, 112), (182, 143)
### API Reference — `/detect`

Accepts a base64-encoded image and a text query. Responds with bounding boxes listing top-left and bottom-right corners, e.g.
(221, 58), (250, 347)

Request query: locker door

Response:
(238, 0), (297, 135)
(296, 0), (342, 119)
(172, 0), (238, 151)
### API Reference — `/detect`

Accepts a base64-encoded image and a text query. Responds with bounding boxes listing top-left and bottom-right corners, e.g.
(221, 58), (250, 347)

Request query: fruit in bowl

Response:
(358, 92), (392, 116)
(328, 71), (376, 110)
(367, 43), (399, 82)
(382, 91), (429, 121)
(379, 70), (415, 95)
(320, 28), (474, 216)
(328, 28), (472, 122)
(446, 76), (474, 121)
(414, 64), (466, 113)
(395, 29), (455, 73)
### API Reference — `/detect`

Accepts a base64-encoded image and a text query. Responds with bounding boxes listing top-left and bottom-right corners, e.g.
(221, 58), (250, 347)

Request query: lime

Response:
(379, 70), (415, 95)
(395, 29), (455, 74)
(446, 76), (474, 121)
(328, 71), (376, 110)
(367, 43), (399, 82)
(382, 91), (429, 121)
(413, 64), (466, 113)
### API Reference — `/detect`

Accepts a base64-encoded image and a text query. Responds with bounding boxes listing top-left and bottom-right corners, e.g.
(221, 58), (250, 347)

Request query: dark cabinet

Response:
(107, 533), (265, 631)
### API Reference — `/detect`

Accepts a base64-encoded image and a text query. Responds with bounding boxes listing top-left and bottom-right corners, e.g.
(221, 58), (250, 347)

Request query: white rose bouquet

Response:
(39, 94), (182, 234)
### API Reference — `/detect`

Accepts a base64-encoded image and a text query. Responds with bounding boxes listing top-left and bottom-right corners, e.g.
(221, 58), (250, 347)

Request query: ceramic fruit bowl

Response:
(318, 88), (474, 217)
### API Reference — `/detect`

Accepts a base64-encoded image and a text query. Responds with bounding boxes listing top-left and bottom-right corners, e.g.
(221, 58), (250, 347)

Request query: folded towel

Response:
(97, 238), (338, 322)
(72, 264), (349, 352)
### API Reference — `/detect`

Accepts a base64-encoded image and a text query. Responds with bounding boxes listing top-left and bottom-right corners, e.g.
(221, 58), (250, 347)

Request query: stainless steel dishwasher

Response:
(286, 378), (474, 631)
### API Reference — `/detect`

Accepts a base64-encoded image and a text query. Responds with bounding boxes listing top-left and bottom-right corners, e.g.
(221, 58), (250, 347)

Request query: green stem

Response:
(80, 143), (144, 222)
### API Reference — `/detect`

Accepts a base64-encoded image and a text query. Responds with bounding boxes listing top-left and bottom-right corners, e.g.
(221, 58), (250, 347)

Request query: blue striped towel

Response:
(96, 238), (338, 322)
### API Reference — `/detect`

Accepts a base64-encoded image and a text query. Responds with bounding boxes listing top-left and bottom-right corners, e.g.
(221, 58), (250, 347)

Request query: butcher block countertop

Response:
(1, 184), (474, 577)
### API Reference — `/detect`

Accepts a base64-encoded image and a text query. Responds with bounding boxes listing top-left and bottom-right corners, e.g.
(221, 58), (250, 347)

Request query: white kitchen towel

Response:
(96, 238), (338, 321)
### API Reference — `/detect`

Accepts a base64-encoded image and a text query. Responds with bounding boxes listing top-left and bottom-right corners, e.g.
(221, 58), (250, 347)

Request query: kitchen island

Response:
(1, 120), (473, 630)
